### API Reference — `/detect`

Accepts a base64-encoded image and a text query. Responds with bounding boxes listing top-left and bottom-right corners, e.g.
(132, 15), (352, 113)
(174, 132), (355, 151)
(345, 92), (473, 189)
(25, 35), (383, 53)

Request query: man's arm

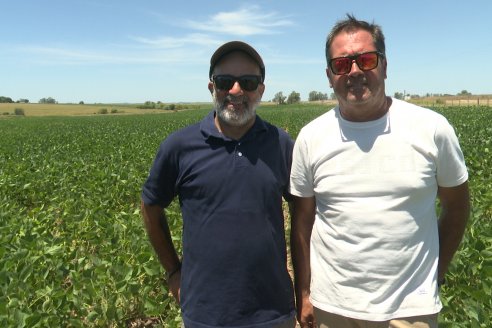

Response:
(290, 195), (316, 328)
(141, 201), (181, 302)
(437, 181), (470, 284)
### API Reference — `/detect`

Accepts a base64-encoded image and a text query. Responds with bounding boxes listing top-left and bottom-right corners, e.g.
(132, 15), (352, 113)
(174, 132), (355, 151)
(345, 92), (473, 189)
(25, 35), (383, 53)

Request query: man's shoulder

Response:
(158, 120), (203, 150)
(298, 108), (337, 136)
(256, 116), (293, 142)
(391, 98), (447, 122)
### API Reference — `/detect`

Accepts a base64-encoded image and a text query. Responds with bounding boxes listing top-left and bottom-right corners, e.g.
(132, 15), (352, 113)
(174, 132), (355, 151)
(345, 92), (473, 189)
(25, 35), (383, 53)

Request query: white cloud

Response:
(9, 5), (296, 66)
(131, 33), (221, 49)
(131, 5), (295, 50)
(184, 5), (294, 36)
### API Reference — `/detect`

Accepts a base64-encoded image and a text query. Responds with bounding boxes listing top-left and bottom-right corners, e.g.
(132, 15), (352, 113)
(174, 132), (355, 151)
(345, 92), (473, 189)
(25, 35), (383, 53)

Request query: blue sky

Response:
(1, 0), (491, 104)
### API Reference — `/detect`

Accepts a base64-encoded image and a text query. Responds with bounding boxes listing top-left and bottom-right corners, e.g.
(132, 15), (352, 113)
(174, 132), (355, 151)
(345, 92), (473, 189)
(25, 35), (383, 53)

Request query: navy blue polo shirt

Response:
(142, 111), (295, 328)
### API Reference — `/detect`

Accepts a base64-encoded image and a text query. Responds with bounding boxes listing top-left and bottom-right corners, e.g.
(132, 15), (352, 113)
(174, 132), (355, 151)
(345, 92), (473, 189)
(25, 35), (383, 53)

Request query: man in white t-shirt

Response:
(290, 14), (470, 328)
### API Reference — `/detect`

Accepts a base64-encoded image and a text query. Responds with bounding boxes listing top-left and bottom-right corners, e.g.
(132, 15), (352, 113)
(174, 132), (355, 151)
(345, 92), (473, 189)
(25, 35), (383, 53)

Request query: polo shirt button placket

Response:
(237, 142), (242, 157)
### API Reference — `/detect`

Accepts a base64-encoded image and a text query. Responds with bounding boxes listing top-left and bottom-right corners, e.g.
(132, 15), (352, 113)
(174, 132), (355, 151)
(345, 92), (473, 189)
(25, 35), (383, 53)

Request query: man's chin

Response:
(224, 101), (246, 111)
(346, 91), (371, 103)
(218, 110), (254, 127)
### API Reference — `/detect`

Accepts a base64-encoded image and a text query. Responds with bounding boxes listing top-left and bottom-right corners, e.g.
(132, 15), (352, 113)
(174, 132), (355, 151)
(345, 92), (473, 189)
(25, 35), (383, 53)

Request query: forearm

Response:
(290, 197), (316, 306)
(141, 201), (181, 272)
(438, 209), (469, 280)
(291, 218), (313, 300)
(437, 182), (470, 280)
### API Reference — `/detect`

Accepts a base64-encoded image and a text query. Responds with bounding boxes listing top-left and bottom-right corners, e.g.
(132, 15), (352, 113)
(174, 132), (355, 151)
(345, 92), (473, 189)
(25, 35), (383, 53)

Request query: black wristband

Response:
(166, 262), (181, 280)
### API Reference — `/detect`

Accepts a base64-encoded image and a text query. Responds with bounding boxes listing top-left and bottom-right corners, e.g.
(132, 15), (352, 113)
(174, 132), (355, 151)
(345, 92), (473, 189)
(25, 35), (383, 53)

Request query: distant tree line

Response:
(0, 96), (14, 103)
(308, 91), (329, 101)
(394, 90), (474, 100)
(90, 101), (207, 110)
(271, 90), (337, 105)
(272, 91), (301, 105)
(137, 101), (191, 111)
(39, 97), (57, 104)
(0, 89), (478, 106)
(0, 96), (61, 104)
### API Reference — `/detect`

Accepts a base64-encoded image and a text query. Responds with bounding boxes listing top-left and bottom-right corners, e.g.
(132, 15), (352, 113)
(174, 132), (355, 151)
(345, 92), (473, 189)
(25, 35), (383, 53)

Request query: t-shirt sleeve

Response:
(435, 117), (468, 187)
(289, 129), (315, 198)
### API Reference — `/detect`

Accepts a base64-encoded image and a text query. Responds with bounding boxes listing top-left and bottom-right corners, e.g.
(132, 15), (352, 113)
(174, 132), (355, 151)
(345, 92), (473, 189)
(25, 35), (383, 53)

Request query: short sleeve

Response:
(435, 117), (468, 187)
(289, 129), (315, 197)
(141, 139), (179, 207)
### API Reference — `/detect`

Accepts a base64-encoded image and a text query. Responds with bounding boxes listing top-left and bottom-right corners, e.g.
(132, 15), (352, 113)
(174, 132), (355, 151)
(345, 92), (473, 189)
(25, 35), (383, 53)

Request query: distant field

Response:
(0, 102), (331, 117)
(1, 96), (491, 117)
(411, 97), (492, 107)
(0, 103), (212, 117)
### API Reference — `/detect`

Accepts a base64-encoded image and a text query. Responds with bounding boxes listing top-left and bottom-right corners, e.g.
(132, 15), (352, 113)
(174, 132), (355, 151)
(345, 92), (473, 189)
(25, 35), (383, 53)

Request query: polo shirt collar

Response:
(200, 110), (267, 142)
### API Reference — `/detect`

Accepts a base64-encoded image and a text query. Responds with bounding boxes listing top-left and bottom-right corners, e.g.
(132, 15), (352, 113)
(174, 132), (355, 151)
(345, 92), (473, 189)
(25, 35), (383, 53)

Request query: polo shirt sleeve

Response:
(282, 130), (295, 202)
(141, 138), (179, 208)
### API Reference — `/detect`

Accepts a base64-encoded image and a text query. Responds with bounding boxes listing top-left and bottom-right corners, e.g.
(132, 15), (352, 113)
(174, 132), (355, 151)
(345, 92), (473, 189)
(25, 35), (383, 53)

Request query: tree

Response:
(287, 91), (301, 104)
(0, 96), (14, 103)
(17, 98), (29, 103)
(39, 97), (57, 104)
(79, 101), (85, 105)
(457, 90), (472, 96)
(394, 92), (404, 100)
(137, 101), (156, 109)
(308, 91), (328, 102)
(272, 92), (286, 105)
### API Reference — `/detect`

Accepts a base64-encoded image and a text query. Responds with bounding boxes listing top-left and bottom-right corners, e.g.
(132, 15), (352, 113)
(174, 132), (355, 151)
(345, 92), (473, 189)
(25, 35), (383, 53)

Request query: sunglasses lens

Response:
(213, 75), (261, 91)
(331, 58), (352, 75)
(357, 53), (378, 70)
(330, 52), (381, 75)
(238, 76), (260, 91)
(214, 76), (235, 90)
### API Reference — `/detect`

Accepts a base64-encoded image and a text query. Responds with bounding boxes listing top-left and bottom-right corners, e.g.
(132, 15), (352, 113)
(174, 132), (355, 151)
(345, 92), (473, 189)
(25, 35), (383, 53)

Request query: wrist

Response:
(166, 262), (181, 280)
(438, 277), (446, 287)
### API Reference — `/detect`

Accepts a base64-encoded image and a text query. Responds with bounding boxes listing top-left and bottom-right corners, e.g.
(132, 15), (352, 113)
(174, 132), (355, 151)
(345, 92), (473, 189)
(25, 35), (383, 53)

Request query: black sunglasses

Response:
(329, 51), (384, 75)
(211, 75), (262, 92)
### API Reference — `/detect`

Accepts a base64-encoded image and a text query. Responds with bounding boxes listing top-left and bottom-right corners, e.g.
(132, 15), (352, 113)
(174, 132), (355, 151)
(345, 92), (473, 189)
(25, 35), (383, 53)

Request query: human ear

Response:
(326, 68), (333, 88)
(258, 83), (265, 97)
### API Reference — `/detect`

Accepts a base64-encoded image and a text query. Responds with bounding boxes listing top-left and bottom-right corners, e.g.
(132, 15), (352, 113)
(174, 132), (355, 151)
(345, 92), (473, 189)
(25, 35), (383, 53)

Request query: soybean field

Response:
(1, 104), (491, 327)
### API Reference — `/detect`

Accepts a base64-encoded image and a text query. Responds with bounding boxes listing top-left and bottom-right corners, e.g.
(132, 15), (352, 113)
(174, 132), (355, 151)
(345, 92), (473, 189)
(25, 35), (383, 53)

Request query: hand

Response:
(297, 295), (315, 328)
(168, 270), (181, 304)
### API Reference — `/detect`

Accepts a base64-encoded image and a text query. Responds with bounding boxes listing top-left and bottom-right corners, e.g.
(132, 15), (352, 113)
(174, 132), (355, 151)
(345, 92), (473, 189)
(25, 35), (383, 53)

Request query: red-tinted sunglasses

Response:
(329, 51), (384, 75)
(211, 75), (262, 92)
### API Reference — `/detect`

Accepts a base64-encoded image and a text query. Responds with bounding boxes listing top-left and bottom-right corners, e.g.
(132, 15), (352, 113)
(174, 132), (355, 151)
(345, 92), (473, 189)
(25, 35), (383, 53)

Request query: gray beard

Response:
(213, 91), (258, 127)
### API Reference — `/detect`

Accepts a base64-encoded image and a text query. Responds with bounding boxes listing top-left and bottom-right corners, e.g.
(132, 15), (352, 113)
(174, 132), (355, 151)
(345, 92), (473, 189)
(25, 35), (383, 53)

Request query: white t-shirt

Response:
(290, 98), (468, 321)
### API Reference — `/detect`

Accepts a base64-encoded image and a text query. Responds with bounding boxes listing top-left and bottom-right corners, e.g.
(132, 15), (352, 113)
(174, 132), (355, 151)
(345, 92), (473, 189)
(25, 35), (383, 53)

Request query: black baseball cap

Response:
(209, 41), (265, 82)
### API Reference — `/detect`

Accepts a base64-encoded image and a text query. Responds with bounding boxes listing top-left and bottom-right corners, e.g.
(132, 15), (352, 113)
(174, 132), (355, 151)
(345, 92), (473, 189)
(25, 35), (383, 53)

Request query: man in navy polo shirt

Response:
(141, 41), (296, 328)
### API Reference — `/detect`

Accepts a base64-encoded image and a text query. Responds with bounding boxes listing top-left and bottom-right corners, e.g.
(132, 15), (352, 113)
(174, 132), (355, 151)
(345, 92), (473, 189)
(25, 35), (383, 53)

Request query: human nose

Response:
(228, 81), (244, 95)
(348, 59), (364, 76)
